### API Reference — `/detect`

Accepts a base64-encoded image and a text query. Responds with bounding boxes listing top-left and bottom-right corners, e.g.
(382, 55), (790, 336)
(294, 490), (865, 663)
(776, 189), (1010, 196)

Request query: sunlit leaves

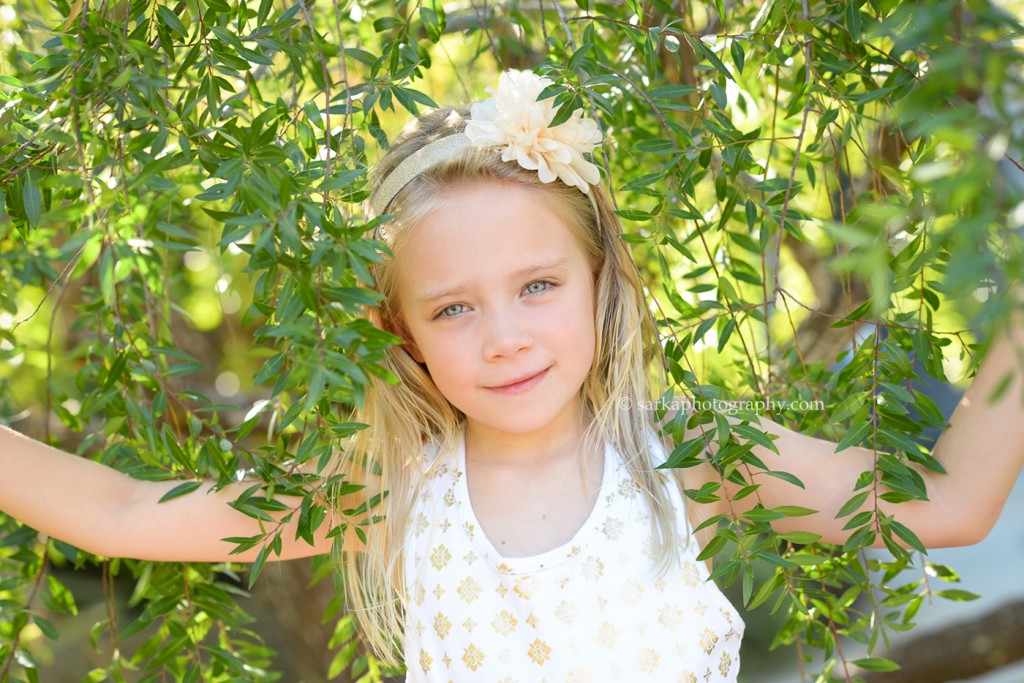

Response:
(2, 0), (1023, 680)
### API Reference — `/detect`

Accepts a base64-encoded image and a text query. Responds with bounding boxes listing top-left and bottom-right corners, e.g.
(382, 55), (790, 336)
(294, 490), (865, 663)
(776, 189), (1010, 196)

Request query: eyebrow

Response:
(416, 258), (570, 307)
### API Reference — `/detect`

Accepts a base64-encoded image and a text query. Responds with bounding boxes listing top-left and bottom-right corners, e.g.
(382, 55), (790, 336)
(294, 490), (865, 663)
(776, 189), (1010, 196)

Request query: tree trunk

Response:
(853, 599), (1024, 683)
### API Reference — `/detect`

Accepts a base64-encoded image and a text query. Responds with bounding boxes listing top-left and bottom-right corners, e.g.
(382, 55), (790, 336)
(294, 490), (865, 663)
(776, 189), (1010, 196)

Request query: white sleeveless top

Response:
(402, 434), (744, 682)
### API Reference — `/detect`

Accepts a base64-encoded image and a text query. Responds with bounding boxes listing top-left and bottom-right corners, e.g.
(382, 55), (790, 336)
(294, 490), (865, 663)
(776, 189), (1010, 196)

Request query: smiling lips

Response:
(486, 367), (551, 394)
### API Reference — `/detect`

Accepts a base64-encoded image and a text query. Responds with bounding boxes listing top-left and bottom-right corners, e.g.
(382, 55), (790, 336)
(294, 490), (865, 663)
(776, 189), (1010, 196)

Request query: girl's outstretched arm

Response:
(691, 306), (1024, 548)
(0, 425), (361, 562)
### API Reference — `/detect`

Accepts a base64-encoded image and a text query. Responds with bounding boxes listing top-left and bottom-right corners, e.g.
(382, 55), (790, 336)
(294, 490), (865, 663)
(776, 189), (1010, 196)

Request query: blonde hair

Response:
(342, 106), (681, 665)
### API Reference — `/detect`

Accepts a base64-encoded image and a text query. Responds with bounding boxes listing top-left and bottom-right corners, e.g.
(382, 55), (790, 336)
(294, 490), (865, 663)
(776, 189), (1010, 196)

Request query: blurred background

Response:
(2, 0), (1024, 679)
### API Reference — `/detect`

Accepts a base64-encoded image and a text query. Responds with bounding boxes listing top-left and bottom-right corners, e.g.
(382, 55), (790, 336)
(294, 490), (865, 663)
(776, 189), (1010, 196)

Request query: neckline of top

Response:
(450, 433), (620, 575)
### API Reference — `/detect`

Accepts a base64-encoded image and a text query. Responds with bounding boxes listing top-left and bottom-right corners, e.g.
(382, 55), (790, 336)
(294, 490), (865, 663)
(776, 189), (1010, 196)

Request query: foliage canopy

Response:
(1, 0), (1023, 680)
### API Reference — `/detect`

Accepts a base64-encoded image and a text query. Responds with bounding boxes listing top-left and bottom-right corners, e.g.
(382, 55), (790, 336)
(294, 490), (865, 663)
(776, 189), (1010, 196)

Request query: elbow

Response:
(931, 506), (1000, 548)
(961, 510), (1001, 547)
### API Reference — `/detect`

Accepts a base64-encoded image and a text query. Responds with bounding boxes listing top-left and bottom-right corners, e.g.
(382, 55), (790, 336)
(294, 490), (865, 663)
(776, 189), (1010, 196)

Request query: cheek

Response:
(408, 328), (469, 382)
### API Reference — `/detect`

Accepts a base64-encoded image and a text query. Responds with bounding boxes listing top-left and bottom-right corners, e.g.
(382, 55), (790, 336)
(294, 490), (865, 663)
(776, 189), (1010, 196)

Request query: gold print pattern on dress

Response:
(718, 651), (732, 677)
(434, 613), (452, 640)
(401, 443), (745, 680)
(513, 577), (534, 600)
(567, 667), (594, 682)
(620, 580), (644, 602)
(457, 577), (482, 603)
(581, 556), (604, 581)
(699, 628), (719, 655)
(637, 647), (660, 674)
(527, 638), (552, 665)
(596, 622), (620, 648)
(601, 518), (623, 540)
(461, 644), (485, 671)
(658, 605), (682, 629)
(682, 561), (699, 588)
(554, 600), (578, 624)
(491, 609), (518, 636)
(618, 478), (640, 498)
(430, 545), (452, 570)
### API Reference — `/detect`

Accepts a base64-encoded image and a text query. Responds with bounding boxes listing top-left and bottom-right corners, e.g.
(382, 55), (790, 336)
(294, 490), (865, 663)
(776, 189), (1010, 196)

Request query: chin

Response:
(471, 403), (582, 436)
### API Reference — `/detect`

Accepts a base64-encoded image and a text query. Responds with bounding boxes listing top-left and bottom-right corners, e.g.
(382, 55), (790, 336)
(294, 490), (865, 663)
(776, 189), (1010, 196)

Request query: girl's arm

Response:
(0, 425), (365, 562)
(692, 307), (1024, 548)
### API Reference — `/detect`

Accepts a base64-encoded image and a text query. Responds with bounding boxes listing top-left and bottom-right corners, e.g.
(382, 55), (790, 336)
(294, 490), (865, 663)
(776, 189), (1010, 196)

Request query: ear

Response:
(405, 339), (425, 364)
(383, 313), (426, 364)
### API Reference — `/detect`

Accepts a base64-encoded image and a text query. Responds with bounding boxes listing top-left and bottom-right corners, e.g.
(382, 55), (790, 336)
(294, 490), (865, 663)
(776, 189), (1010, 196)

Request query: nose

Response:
(481, 308), (533, 361)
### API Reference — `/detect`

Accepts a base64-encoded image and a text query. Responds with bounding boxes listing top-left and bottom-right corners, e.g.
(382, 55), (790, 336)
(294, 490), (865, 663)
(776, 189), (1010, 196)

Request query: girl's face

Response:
(394, 181), (598, 443)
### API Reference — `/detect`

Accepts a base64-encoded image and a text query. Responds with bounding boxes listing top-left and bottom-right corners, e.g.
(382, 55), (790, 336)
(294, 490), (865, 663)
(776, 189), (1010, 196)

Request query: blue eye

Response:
(525, 280), (550, 294)
(438, 303), (466, 319)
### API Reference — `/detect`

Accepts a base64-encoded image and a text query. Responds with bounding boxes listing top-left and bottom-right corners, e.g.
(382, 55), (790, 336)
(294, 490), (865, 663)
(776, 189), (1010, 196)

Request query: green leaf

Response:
(777, 531), (821, 544)
(23, 172), (41, 227)
(846, 0), (862, 38)
(158, 481), (202, 503)
(835, 490), (871, 518)
(156, 5), (187, 37)
(45, 575), (78, 615)
(98, 246), (114, 304)
(889, 520), (926, 553)
(33, 615), (59, 640)
(647, 84), (698, 99)
(747, 571), (783, 609)
(852, 658), (900, 672)
(935, 589), (980, 602)
(834, 422), (871, 453)
(248, 543), (271, 588)
(772, 505), (817, 517)
(731, 39), (745, 75)
(33, 53), (70, 70)
(925, 563), (961, 581)
(731, 423), (778, 453)
(763, 469), (805, 489)
(696, 533), (726, 561)
(683, 34), (733, 80)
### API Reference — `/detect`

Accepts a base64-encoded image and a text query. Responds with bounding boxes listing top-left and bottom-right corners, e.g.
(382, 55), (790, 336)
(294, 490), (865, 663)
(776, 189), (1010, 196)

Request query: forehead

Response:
(393, 182), (589, 302)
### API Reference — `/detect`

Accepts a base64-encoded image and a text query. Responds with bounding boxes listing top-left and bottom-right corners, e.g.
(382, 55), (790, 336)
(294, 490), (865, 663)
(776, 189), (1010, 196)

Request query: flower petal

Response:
(466, 70), (605, 192)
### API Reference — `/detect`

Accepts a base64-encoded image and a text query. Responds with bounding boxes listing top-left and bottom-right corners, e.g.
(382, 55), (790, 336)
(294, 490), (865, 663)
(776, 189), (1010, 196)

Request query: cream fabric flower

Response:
(464, 70), (603, 194)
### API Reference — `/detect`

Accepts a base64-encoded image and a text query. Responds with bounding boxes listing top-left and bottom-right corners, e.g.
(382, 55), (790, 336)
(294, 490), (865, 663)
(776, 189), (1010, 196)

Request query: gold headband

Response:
(368, 130), (603, 230)
(368, 70), (605, 220)
(369, 133), (474, 217)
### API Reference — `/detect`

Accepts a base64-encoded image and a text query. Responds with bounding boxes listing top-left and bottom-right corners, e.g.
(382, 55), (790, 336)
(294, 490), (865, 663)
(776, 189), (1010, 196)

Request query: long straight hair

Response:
(341, 106), (681, 665)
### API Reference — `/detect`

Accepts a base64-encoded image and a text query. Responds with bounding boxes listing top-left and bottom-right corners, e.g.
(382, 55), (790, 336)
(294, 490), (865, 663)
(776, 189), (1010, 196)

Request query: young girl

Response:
(2, 69), (1024, 682)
